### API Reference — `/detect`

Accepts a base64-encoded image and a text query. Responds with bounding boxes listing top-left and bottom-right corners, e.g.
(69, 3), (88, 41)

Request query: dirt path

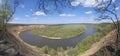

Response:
(79, 30), (116, 56)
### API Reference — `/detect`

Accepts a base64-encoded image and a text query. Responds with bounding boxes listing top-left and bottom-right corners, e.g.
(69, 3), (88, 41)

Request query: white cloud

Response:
(71, 0), (97, 7)
(71, 0), (114, 7)
(19, 4), (25, 8)
(25, 15), (29, 17)
(59, 14), (76, 17)
(85, 11), (92, 14)
(71, 1), (81, 7)
(0, 0), (2, 4)
(115, 7), (119, 11)
(33, 11), (46, 16)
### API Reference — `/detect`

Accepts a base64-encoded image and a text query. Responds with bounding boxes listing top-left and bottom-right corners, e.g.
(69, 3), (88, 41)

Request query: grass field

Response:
(32, 24), (86, 39)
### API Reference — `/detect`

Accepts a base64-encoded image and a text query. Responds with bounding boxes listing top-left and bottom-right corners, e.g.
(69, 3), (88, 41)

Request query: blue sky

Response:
(1, 0), (120, 24)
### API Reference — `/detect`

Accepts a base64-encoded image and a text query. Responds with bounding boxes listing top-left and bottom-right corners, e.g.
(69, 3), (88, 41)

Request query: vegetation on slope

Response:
(38, 23), (113, 56)
(32, 24), (86, 39)
(73, 23), (113, 56)
(73, 33), (103, 56)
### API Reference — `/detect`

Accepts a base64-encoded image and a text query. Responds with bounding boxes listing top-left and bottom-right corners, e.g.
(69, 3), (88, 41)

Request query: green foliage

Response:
(48, 49), (58, 56)
(0, 0), (11, 21)
(39, 46), (49, 54)
(73, 23), (113, 56)
(32, 24), (86, 39)
(39, 32), (103, 56)
(39, 23), (113, 56)
(39, 47), (65, 56)
(66, 47), (76, 56)
(94, 23), (113, 35)
(0, 0), (12, 30)
(72, 32), (102, 56)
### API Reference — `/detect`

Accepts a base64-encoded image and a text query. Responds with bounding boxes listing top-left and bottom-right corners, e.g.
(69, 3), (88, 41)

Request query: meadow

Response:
(32, 24), (86, 39)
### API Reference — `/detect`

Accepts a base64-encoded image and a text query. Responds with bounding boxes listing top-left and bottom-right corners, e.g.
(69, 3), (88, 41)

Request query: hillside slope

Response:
(0, 25), (48, 56)
(79, 30), (117, 56)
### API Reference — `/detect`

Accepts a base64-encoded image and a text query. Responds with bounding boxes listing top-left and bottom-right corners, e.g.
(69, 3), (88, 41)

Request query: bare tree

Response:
(94, 0), (120, 55)
(0, 0), (19, 40)
(0, 0), (42, 56)
(37, 0), (73, 14)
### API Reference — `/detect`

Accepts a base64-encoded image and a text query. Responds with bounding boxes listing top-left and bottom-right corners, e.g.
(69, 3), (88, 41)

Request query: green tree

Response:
(0, 0), (42, 56)
(0, 0), (12, 40)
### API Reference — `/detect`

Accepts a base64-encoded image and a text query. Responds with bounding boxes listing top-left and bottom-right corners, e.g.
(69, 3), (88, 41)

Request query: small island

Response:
(31, 24), (86, 39)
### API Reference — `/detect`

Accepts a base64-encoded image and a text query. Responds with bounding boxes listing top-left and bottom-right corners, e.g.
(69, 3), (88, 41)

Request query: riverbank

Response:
(37, 31), (84, 39)
(6, 24), (48, 56)
(41, 35), (62, 39)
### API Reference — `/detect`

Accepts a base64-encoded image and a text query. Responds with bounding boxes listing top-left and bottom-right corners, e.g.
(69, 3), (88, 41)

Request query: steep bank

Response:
(79, 30), (116, 56)
(6, 25), (48, 56)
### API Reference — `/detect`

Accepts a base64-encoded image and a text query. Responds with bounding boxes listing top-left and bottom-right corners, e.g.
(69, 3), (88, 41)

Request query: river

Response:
(19, 26), (97, 49)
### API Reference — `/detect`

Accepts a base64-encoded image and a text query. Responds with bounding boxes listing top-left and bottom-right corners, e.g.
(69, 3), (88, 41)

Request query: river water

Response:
(19, 26), (97, 49)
